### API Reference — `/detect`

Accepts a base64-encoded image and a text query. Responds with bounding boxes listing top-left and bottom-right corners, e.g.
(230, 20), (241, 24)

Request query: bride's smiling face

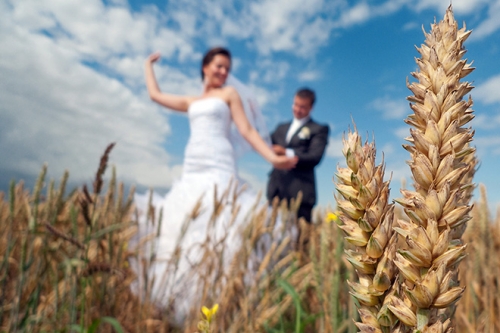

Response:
(203, 55), (231, 88)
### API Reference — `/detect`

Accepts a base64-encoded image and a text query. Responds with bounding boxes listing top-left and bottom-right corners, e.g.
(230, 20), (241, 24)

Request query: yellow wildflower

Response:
(201, 304), (219, 324)
(325, 212), (339, 224)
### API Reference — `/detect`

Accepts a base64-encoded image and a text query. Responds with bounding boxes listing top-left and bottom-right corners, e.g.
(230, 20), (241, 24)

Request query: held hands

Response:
(272, 155), (298, 170)
(271, 145), (296, 170)
(272, 144), (286, 156)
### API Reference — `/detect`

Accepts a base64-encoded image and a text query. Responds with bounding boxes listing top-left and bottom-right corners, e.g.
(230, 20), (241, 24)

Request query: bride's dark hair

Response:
(201, 47), (231, 80)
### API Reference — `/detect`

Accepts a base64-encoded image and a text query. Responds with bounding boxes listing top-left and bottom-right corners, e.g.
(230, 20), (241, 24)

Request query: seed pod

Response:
(388, 296), (417, 327)
(432, 287), (465, 308)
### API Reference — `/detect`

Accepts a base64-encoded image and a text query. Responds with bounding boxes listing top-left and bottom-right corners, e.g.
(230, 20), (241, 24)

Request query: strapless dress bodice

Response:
(183, 98), (236, 176)
(188, 97), (232, 137)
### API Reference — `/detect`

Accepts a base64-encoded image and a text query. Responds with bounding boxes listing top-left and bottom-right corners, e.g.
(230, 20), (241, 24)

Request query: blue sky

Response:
(1, 0), (500, 212)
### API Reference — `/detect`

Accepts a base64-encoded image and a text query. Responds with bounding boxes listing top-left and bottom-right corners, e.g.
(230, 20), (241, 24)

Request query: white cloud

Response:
(474, 73), (500, 104)
(248, 0), (336, 56)
(373, 0), (410, 15)
(395, 126), (410, 140)
(412, 0), (490, 15)
(0, 0), (200, 190)
(298, 70), (322, 82)
(161, 0), (255, 46)
(380, 142), (396, 156)
(296, 17), (334, 55)
(472, 113), (500, 130)
(326, 135), (344, 158)
(333, 0), (408, 29)
(386, 159), (412, 190)
(336, 2), (371, 28)
(370, 96), (409, 120)
(380, 144), (412, 191)
(108, 0), (127, 5)
(474, 135), (500, 154)
(251, 59), (290, 84)
(172, 11), (198, 38)
(470, 1), (500, 40)
(247, 83), (283, 112)
(402, 21), (419, 31)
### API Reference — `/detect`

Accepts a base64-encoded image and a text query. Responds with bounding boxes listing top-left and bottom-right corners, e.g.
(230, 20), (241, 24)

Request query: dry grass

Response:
(1, 150), (500, 333)
(2, 121), (360, 333)
(0, 143), (355, 333)
(456, 185), (500, 333)
(0, 154), (159, 332)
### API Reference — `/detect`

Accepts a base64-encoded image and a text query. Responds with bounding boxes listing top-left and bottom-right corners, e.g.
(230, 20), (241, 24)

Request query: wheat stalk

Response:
(389, 5), (477, 332)
(335, 126), (398, 332)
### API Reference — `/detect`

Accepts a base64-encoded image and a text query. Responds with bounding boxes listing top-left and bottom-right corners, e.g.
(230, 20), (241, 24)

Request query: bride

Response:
(132, 47), (297, 320)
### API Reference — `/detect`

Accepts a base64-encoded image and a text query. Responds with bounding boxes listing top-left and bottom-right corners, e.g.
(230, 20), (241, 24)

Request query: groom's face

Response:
(292, 95), (313, 120)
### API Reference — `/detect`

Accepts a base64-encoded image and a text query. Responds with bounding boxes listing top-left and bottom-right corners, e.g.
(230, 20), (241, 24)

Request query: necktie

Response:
(286, 120), (300, 143)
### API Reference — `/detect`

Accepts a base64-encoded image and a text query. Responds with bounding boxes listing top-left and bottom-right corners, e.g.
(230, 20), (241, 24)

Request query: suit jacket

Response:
(266, 118), (329, 207)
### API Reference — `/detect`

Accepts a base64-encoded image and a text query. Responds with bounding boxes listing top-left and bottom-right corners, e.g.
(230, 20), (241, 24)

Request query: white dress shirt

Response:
(285, 116), (310, 157)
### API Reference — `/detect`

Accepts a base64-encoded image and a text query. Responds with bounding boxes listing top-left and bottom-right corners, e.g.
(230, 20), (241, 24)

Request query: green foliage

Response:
(264, 279), (320, 333)
(69, 316), (124, 333)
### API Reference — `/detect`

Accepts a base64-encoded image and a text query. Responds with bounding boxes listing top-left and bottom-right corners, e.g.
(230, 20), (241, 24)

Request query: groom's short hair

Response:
(296, 88), (316, 106)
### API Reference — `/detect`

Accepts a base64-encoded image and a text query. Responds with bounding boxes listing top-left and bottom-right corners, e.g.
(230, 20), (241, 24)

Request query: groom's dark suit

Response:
(266, 119), (329, 222)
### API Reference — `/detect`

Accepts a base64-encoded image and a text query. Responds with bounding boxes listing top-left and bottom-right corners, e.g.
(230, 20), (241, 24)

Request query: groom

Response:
(266, 88), (329, 223)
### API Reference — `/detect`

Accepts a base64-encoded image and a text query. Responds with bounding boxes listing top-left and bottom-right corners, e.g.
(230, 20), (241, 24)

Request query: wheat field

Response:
(0, 150), (499, 332)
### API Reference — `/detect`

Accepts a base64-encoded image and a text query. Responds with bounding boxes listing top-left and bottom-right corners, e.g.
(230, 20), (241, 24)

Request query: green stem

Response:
(416, 308), (430, 330)
(331, 228), (344, 331)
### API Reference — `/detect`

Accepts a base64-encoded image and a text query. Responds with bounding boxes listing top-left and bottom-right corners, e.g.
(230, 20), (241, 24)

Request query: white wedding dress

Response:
(132, 97), (264, 321)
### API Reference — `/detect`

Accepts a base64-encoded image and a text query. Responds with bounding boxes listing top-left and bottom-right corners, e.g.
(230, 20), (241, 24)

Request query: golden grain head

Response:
(387, 296), (417, 327)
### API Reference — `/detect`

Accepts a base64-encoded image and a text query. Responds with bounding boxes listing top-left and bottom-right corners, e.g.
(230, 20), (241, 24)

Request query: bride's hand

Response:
(272, 155), (298, 170)
(147, 52), (161, 64)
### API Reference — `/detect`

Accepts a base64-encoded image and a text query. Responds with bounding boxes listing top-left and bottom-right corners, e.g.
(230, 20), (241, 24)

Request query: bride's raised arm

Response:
(227, 87), (297, 170)
(145, 52), (194, 112)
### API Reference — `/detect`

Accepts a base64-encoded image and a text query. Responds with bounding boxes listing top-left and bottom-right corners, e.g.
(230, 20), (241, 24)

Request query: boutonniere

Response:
(298, 126), (310, 139)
